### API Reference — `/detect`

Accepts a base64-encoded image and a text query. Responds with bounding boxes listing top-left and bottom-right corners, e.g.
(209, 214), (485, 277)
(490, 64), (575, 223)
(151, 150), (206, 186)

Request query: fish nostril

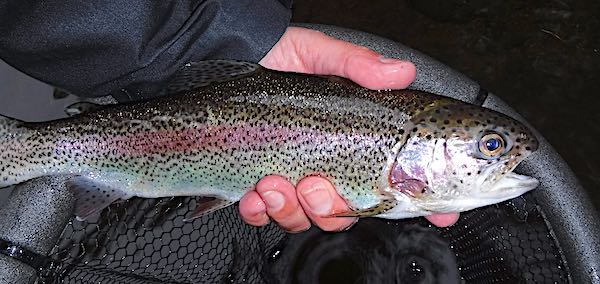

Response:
(530, 139), (539, 152)
(523, 140), (538, 152)
(525, 135), (540, 152)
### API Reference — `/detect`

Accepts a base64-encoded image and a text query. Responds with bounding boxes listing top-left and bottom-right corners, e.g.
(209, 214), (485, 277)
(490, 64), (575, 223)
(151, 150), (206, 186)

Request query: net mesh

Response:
(436, 194), (568, 283)
(47, 197), (285, 283)
(40, 192), (569, 283)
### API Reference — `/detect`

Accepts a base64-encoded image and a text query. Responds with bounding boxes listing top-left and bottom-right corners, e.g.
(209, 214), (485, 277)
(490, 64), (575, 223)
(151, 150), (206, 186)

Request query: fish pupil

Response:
(485, 138), (500, 151)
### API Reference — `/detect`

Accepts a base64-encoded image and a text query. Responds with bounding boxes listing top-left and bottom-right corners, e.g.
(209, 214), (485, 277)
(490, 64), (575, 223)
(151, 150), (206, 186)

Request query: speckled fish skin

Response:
(0, 63), (539, 219)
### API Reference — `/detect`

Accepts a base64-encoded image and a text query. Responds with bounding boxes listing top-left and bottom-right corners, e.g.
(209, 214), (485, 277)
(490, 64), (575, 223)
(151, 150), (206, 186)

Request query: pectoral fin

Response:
(330, 199), (397, 217)
(66, 176), (133, 221)
(184, 197), (235, 221)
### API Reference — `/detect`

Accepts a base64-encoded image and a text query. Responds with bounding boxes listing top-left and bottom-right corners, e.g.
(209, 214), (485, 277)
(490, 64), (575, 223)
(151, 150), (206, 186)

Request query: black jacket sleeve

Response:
(0, 0), (292, 99)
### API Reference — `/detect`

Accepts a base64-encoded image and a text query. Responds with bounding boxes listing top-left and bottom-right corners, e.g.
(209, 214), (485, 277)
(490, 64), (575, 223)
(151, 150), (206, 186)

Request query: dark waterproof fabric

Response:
(0, 0), (292, 99)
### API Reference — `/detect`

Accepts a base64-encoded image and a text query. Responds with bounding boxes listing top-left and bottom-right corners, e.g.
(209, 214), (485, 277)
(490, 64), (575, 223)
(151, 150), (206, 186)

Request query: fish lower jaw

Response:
(375, 209), (431, 220)
(426, 173), (539, 213)
(478, 172), (539, 198)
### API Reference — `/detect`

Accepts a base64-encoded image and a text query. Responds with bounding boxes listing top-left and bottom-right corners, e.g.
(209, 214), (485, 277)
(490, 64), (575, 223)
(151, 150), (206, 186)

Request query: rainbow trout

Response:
(0, 61), (539, 220)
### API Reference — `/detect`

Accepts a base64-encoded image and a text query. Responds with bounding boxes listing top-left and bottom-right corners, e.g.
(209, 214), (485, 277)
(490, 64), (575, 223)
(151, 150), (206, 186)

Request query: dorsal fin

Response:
(163, 60), (261, 94)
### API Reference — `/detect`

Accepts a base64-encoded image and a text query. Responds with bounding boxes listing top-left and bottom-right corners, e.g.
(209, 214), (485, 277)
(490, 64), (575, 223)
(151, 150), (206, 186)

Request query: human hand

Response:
(258, 27), (415, 90)
(239, 27), (459, 232)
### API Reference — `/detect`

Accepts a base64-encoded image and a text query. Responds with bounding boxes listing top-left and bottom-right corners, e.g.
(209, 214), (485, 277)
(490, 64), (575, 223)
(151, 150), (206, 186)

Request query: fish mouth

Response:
(485, 172), (539, 199)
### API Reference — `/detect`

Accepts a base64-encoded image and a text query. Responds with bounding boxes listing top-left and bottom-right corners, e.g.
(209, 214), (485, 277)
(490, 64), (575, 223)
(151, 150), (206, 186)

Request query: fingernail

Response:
(262, 191), (285, 212)
(240, 194), (267, 217)
(380, 61), (415, 89)
(302, 183), (333, 215)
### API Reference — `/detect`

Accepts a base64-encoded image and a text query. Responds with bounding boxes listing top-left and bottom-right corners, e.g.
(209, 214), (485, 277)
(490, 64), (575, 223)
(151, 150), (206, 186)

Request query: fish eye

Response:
(479, 133), (505, 157)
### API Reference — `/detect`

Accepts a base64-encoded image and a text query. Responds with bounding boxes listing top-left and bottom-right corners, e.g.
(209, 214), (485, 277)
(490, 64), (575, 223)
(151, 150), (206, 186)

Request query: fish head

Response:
(383, 102), (539, 218)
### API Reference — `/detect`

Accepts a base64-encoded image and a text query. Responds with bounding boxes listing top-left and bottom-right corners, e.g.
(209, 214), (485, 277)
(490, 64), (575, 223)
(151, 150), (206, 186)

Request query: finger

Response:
(312, 42), (417, 90)
(425, 212), (460, 227)
(239, 191), (269, 226)
(255, 175), (311, 233)
(296, 176), (358, 232)
(260, 27), (416, 90)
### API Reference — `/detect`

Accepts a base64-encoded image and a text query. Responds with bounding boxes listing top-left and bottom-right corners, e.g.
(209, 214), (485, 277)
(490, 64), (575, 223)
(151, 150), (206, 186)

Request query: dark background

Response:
(292, 0), (600, 210)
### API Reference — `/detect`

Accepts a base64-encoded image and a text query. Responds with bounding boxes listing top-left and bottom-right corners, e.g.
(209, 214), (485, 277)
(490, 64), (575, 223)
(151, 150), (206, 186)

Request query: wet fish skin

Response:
(0, 62), (539, 220)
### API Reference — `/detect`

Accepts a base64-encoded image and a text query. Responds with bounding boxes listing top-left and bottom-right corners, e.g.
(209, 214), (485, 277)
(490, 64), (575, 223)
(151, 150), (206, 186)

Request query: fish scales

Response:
(1, 71), (423, 207)
(0, 61), (539, 220)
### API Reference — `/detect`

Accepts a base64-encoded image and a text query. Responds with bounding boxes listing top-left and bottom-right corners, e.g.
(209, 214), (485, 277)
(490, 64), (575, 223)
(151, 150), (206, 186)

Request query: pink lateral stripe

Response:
(55, 123), (385, 156)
